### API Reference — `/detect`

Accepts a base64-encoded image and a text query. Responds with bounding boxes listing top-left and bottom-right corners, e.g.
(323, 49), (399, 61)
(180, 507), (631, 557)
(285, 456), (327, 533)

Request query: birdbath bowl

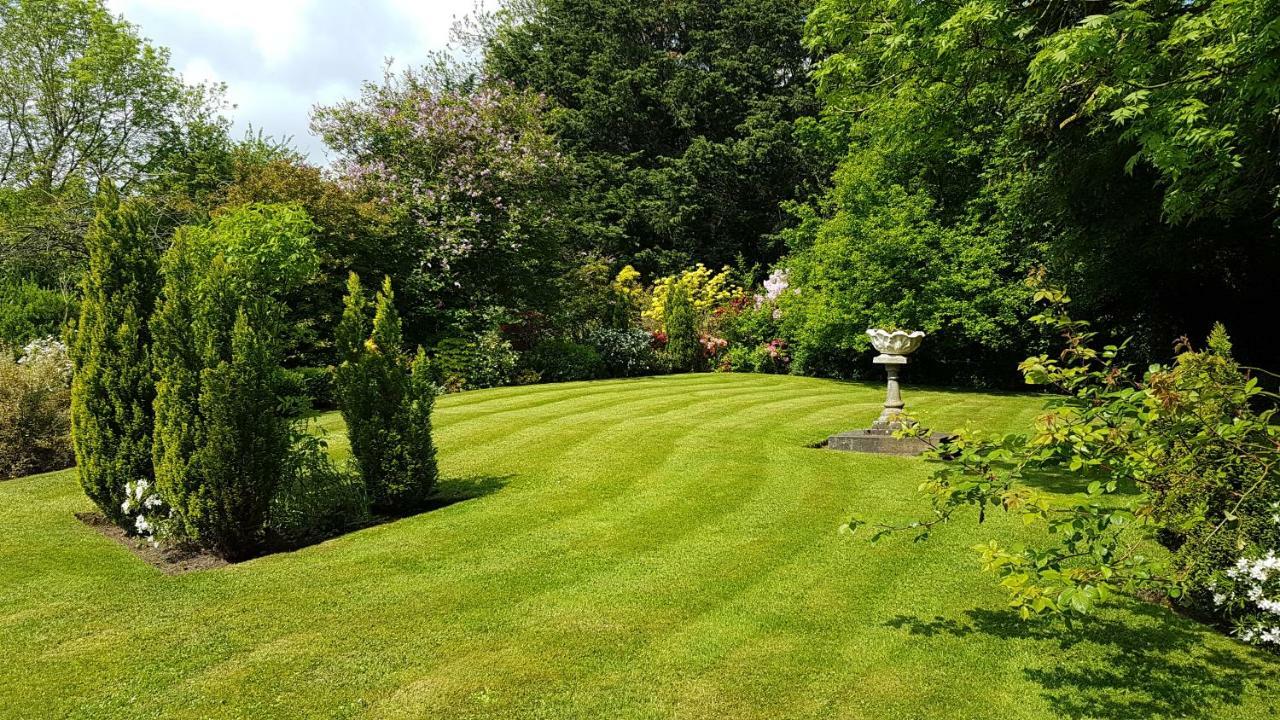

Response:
(867, 328), (925, 358)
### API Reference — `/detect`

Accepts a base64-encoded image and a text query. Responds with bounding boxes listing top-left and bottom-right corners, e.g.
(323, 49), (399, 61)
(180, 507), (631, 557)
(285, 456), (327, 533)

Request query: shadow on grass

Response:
(885, 606), (1280, 719)
(1004, 465), (1142, 497)
(415, 473), (510, 512)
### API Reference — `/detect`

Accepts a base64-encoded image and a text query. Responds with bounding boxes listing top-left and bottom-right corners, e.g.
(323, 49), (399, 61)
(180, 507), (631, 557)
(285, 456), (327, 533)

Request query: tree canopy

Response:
(483, 0), (829, 274)
(0, 0), (224, 275)
(783, 0), (1280, 378)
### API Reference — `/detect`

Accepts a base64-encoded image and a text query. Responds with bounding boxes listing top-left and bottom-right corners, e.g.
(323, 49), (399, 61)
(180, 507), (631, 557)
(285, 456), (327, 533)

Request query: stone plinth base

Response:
(825, 427), (950, 456)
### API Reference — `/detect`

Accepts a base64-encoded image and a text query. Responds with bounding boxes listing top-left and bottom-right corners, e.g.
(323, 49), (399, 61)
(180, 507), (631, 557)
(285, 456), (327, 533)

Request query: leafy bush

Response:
(874, 282), (1280, 648)
(522, 338), (603, 383)
(287, 366), (337, 411)
(433, 330), (518, 392)
(725, 340), (791, 374)
(152, 204), (320, 559)
(588, 328), (659, 377)
(643, 264), (738, 330)
(69, 189), (160, 523)
(715, 287), (791, 374)
(0, 339), (72, 479)
(334, 274), (439, 514)
(268, 430), (369, 547)
(0, 278), (75, 347)
(779, 191), (1030, 383)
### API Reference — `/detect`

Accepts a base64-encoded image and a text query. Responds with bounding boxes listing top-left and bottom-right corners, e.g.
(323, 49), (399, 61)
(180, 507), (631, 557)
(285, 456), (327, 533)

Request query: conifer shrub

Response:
(662, 284), (700, 373)
(152, 204), (324, 559)
(69, 187), (159, 522)
(334, 274), (438, 513)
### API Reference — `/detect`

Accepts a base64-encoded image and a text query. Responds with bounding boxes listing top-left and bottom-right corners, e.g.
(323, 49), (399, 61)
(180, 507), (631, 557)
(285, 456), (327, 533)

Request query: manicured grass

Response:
(2, 374), (1277, 719)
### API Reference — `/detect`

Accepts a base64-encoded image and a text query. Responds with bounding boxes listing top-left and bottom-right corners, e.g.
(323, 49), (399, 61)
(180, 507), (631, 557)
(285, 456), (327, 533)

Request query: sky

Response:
(106, 0), (481, 163)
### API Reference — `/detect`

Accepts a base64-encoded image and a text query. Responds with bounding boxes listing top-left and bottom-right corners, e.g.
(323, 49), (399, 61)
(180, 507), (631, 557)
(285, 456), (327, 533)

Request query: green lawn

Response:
(2, 374), (1277, 719)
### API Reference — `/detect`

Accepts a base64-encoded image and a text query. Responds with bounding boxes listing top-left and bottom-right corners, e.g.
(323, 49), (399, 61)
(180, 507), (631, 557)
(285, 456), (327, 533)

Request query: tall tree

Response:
(151, 204), (318, 558)
(314, 71), (577, 341)
(0, 0), (223, 275)
(483, 0), (827, 273)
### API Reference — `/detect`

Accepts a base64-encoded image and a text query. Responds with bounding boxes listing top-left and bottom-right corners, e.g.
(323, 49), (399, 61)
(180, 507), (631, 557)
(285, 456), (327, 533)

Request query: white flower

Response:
(763, 269), (788, 300)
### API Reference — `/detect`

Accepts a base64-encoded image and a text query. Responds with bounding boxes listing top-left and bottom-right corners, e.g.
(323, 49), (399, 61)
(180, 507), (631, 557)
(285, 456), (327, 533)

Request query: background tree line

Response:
(1, 0), (1276, 391)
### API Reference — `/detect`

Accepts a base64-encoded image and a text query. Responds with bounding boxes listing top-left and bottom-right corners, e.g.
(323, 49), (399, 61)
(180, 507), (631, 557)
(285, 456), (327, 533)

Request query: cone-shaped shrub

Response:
(334, 274), (438, 513)
(152, 204), (317, 559)
(70, 184), (159, 523)
(663, 283), (700, 373)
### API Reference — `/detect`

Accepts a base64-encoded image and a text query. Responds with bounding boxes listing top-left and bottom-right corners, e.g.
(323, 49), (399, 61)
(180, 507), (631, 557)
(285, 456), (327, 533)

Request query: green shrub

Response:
(268, 430), (369, 547)
(69, 189), (159, 523)
(152, 204), (320, 559)
(522, 338), (603, 383)
(0, 340), (72, 479)
(882, 283), (1280, 648)
(433, 329), (518, 392)
(725, 340), (791, 374)
(587, 328), (659, 377)
(662, 284), (700, 373)
(287, 366), (337, 411)
(0, 278), (75, 348)
(334, 274), (439, 514)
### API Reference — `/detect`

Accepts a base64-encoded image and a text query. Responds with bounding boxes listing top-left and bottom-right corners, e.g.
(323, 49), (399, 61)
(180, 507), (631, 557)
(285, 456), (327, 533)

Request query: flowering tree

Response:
(313, 71), (576, 337)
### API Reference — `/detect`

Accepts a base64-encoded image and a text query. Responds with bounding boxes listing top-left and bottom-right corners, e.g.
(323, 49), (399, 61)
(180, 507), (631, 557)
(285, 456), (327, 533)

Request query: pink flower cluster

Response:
(701, 335), (728, 357)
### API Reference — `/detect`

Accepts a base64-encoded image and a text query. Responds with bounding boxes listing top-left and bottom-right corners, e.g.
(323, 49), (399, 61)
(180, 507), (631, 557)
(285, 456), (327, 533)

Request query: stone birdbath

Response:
(826, 328), (945, 455)
(866, 328), (925, 431)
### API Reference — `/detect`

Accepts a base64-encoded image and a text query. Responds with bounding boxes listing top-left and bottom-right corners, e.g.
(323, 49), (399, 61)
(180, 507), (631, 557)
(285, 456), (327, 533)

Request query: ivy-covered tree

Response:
(151, 204), (318, 559)
(334, 274), (438, 513)
(70, 185), (159, 523)
(482, 0), (827, 273)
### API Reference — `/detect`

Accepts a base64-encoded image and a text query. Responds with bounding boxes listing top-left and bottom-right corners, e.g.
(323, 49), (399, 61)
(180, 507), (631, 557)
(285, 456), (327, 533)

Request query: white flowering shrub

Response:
(18, 336), (71, 381)
(119, 479), (171, 544)
(1211, 545), (1280, 647)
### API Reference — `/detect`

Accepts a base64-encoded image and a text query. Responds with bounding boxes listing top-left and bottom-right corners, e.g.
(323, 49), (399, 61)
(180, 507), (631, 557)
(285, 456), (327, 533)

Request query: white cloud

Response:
(105, 0), (479, 161)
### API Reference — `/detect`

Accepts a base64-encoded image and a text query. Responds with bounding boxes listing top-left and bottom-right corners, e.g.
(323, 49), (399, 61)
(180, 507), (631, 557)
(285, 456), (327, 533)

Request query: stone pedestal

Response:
(870, 353), (906, 431)
(826, 427), (948, 456)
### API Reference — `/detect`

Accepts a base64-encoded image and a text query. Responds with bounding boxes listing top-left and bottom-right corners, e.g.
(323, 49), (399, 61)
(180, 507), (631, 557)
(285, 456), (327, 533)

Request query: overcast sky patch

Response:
(107, 0), (479, 162)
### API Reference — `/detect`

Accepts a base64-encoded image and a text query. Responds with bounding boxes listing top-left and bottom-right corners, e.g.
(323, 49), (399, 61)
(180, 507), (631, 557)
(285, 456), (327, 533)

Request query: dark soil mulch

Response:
(76, 512), (227, 574)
